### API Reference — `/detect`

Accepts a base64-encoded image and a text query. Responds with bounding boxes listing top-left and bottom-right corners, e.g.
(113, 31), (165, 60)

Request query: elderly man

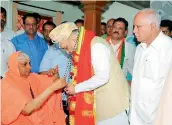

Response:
(101, 18), (115, 39)
(49, 22), (130, 125)
(130, 8), (172, 125)
(0, 7), (16, 78)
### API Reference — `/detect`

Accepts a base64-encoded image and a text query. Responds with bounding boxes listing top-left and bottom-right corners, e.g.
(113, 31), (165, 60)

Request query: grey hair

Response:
(139, 8), (161, 29)
(18, 52), (30, 62)
(68, 29), (79, 40)
(71, 29), (79, 36)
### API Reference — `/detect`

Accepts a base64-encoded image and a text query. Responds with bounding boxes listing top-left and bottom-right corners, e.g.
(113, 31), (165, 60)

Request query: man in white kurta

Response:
(0, 7), (16, 78)
(130, 9), (172, 125)
(72, 38), (129, 125)
(49, 22), (130, 125)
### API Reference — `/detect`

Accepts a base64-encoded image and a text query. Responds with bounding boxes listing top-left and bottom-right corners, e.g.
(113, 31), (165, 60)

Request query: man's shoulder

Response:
(11, 33), (25, 42)
(126, 35), (137, 47)
(135, 44), (142, 53)
(92, 36), (108, 44)
(162, 34), (172, 45)
(37, 35), (45, 41)
(37, 35), (47, 43)
(47, 44), (57, 52)
(2, 28), (16, 40)
(35, 35), (48, 48)
(44, 44), (59, 56)
(37, 31), (43, 38)
(4, 28), (15, 34)
(125, 40), (136, 48)
(158, 33), (172, 50)
(91, 36), (112, 53)
(16, 29), (24, 35)
(101, 34), (107, 39)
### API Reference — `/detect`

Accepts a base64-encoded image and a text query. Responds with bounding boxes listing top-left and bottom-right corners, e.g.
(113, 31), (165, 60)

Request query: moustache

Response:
(113, 31), (119, 34)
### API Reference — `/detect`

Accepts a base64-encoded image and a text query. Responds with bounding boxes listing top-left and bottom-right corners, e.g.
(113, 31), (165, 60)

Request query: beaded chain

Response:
(64, 54), (73, 83)
(63, 30), (79, 83)
(60, 30), (79, 101)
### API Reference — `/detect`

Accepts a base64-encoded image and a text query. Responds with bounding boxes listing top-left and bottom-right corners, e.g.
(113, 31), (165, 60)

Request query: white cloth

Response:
(0, 28), (16, 77)
(109, 39), (136, 77)
(97, 111), (129, 125)
(16, 29), (43, 38)
(130, 32), (172, 125)
(75, 43), (110, 93)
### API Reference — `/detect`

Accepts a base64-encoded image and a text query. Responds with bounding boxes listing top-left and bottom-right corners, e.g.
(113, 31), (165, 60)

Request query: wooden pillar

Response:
(12, 2), (18, 31)
(55, 11), (63, 26)
(81, 1), (107, 36)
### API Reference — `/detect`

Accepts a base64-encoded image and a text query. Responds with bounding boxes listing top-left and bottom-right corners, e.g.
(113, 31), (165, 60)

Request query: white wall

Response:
(102, 2), (140, 36)
(1, 0), (140, 35)
(18, 1), (84, 22)
(1, 0), (13, 29)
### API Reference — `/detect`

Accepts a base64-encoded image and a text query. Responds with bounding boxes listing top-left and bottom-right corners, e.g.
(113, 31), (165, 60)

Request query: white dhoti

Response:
(97, 111), (129, 125)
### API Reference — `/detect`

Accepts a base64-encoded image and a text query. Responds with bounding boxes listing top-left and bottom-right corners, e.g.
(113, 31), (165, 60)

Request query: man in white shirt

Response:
(0, 7), (16, 78)
(106, 17), (136, 84)
(49, 22), (130, 125)
(130, 8), (172, 125)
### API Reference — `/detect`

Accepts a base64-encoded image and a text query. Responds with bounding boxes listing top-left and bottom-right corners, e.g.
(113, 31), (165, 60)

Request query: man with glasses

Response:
(101, 18), (115, 39)
(16, 13), (43, 38)
(11, 13), (48, 73)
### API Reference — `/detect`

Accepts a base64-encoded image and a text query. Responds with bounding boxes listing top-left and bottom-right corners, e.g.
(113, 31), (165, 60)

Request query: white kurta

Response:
(0, 28), (16, 77)
(75, 42), (129, 125)
(130, 32), (172, 125)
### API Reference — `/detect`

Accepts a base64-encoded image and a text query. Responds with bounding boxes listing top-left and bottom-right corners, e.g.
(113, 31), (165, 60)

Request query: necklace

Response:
(63, 32), (79, 82)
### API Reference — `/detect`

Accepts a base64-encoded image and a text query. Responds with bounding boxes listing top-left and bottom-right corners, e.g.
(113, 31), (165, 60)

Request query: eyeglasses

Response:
(107, 25), (113, 29)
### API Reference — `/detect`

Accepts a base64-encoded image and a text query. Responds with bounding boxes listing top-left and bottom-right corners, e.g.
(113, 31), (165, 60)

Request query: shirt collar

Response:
(110, 37), (125, 45)
(23, 32), (38, 40)
(140, 31), (163, 50)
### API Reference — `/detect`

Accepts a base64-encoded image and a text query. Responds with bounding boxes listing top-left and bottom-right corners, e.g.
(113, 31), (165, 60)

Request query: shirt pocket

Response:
(143, 60), (158, 81)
